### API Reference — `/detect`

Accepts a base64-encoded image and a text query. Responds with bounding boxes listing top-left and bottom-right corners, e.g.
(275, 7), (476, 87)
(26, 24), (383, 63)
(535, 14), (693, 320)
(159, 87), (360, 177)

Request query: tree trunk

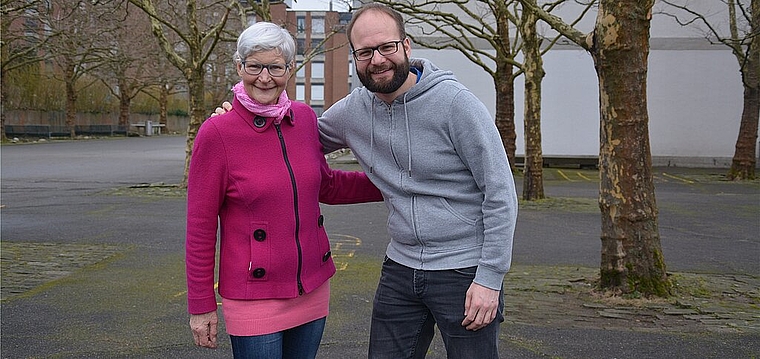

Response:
(65, 63), (77, 138)
(494, 11), (516, 170)
(160, 83), (169, 125)
(728, 0), (759, 180)
(521, 1), (545, 201)
(593, 0), (670, 296)
(1, 67), (7, 142)
(118, 77), (131, 128)
(183, 69), (207, 188)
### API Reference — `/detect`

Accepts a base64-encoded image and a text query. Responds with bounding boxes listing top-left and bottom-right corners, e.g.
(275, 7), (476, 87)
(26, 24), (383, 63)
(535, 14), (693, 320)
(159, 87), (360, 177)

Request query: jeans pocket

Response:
(452, 266), (477, 277)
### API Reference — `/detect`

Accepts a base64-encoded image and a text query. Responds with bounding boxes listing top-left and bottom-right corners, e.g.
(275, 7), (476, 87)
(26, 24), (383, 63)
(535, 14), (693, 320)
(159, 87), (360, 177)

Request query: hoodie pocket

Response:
(413, 196), (479, 252)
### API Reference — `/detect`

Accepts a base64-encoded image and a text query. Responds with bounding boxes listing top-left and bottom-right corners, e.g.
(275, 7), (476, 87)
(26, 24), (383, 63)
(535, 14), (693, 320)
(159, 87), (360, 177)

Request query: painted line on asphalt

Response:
(662, 172), (695, 184)
(576, 172), (595, 181)
(556, 170), (575, 182)
(330, 234), (362, 271)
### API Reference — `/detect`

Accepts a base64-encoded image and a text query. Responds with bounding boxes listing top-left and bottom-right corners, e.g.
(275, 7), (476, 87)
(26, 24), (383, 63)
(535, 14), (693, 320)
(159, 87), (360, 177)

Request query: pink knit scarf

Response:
(232, 81), (291, 125)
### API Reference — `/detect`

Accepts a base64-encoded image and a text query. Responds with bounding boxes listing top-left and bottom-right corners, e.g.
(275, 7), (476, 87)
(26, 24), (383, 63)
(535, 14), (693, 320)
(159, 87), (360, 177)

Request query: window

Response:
(339, 13), (352, 27)
(297, 39), (305, 55)
(297, 16), (306, 33)
(312, 106), (324, 116)
(310, 39), (323, 53)
(296, 85), (305, 101)
(312, 17), (325, 34)
(296, 62), (305, 78)
(311, 62), (324, 79)
(312, 85), (324, 101)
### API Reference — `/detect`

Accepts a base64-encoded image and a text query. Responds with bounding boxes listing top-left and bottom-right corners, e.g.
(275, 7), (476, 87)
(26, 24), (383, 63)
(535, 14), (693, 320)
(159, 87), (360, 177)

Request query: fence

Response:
(3, 111), (189, 137)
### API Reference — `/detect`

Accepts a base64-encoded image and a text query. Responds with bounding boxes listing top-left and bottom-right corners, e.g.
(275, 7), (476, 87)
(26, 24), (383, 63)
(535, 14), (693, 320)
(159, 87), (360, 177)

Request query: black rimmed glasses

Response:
(352, 40), (405, 61)
(241, 62), (289, 77)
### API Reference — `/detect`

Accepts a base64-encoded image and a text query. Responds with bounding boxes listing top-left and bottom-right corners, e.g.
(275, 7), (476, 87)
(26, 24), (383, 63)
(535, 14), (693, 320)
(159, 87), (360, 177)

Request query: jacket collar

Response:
(232, 97), (294, 133)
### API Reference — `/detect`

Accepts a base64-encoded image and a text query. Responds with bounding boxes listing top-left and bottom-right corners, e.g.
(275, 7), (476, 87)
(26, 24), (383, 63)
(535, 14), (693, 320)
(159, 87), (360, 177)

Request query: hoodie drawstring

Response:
(369, 97), (376, 174)
(369, 93), (412, 177)
(403, 93), (412, 177)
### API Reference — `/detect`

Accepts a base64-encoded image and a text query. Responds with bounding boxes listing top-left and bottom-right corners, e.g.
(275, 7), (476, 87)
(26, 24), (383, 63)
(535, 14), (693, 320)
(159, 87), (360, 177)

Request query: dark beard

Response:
(357, 55), (411, 94)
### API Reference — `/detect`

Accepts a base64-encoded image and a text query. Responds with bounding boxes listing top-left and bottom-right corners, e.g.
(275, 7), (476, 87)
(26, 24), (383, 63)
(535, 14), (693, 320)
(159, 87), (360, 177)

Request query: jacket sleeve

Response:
(185, 120), (227, 314)
(318, 156), (383, 205)
(449, 89), (518, 290)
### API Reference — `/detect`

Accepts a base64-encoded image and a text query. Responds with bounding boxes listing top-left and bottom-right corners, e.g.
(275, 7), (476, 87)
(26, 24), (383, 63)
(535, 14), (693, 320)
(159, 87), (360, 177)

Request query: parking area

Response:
(1, 136), (758, 358)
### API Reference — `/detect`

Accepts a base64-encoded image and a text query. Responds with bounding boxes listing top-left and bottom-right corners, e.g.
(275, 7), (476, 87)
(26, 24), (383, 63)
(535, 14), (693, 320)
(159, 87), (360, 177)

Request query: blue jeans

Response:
(229, 317), (326, 359)
(369, 257), (504, 359)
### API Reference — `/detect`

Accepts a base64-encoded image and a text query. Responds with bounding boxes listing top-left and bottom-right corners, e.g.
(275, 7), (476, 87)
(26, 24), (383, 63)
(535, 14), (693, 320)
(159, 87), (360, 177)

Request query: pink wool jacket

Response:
(186, 98), (383, 315)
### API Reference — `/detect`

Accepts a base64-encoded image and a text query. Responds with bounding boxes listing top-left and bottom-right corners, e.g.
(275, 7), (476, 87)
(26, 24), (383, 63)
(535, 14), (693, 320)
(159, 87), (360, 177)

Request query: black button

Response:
(252, 268), (266, 278)
(322, 251), (331, 262)
(318, 215), (324, 227)
(253, 116), (266, 128)
(253, 229), (266, 241)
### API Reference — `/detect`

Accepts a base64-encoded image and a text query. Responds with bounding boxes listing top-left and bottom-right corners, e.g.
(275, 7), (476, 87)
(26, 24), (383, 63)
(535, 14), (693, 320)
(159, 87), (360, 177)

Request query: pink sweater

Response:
(186, 98), (382, 315)
(222, 281), (329, 336)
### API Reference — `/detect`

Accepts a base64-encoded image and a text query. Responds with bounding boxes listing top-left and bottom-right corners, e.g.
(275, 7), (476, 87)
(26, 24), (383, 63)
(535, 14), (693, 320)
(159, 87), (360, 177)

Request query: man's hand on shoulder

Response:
(210, 101), (232, 117)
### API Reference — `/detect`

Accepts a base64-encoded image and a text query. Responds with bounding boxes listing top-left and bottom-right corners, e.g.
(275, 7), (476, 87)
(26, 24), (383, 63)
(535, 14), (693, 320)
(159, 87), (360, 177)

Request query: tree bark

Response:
(1, 67), (7, 142)
(593, 1), (669, 296)
(118, 76), (131, 128)
(183, 68), (208, 187)
(728, 0), (759, 180)
(64, 62), (77, 138)
(521, 1), (545, 201)
(160, 83), (169, 126)
(494, 4), (517, 170)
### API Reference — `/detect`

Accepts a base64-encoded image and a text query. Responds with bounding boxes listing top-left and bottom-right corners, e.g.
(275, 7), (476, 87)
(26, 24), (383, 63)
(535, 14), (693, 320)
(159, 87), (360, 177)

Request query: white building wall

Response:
(404, 1), (752, 168)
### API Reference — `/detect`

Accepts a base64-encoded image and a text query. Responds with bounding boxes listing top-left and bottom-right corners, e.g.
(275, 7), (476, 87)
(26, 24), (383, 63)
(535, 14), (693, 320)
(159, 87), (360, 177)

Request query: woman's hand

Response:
(190, 311), (219, 348)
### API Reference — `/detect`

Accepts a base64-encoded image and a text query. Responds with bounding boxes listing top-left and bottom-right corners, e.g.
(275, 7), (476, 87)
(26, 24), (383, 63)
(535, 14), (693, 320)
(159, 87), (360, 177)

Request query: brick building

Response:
(268, 2), (353, 116)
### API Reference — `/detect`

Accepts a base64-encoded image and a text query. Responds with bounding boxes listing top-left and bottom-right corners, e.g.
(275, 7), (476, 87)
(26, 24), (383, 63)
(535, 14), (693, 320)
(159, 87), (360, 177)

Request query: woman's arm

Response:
(318, 157), (383, 205)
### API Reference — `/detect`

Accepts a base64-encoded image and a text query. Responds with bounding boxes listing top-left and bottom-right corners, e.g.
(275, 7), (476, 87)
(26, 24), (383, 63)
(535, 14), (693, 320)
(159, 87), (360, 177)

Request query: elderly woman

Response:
(185, 22), (382, 359)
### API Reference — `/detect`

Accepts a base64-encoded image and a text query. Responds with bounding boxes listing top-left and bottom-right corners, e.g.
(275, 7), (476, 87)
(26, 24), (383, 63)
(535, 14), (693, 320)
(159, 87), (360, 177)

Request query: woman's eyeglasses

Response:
(241, 62), (289, 77)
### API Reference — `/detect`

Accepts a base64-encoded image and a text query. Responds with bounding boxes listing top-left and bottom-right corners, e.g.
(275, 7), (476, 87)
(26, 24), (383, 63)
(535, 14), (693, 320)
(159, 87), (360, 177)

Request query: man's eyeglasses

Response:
(352, 40), (405, 61)
(241, 62), (289, 77)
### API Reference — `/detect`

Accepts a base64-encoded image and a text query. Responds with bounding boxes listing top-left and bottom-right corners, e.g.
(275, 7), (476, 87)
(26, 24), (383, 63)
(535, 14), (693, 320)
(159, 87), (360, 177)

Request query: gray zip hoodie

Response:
(319, 58), (517, 290)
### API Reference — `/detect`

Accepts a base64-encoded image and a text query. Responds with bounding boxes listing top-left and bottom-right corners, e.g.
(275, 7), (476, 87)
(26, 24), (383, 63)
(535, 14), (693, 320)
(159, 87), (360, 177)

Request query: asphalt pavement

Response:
(1, 136), (758, 358)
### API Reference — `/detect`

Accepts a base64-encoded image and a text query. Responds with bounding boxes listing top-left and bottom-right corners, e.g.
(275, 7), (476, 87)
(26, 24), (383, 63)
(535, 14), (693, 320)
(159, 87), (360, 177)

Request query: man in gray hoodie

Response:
(319, 3), (518, 358)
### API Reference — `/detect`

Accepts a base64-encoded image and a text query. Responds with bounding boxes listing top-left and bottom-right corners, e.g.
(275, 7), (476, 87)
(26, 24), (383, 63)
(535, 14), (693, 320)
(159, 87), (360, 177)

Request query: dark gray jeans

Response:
(369, 257), (504, 359)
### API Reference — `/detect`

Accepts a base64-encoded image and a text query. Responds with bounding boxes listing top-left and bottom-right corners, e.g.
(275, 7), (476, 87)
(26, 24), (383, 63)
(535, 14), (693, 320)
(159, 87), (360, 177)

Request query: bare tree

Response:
(521, 1), (596, 200)
(1, 0), (57, 140)
(41, 0), (112, 137)
(89, 1), (168, 130)
(126, 0), (243, 186)
(520, 0), (546, 200)
(519, 0), (670, 296)
(658, 0), (758, 180)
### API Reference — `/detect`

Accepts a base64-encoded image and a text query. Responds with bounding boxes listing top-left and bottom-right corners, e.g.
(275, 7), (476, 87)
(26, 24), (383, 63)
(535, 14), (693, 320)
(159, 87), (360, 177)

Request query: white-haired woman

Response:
(185, 22), (382, 359)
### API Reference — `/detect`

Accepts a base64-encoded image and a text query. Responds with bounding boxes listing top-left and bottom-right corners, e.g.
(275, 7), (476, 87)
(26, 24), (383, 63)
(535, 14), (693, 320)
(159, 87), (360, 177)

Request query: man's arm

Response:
(449, 89), (518, 330)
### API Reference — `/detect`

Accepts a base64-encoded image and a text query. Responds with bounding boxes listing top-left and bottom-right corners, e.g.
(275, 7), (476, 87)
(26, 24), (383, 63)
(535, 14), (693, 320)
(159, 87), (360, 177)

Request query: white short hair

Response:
(234, 22), (295, 64)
